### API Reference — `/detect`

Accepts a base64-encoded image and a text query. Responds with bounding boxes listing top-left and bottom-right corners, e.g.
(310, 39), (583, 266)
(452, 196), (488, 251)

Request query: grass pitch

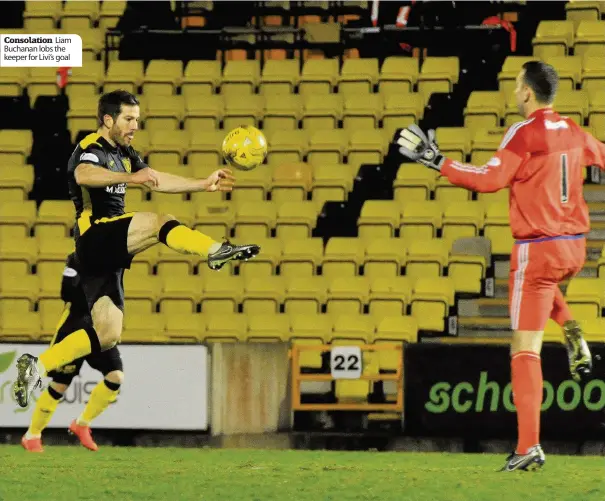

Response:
(0, 446), (603, 501)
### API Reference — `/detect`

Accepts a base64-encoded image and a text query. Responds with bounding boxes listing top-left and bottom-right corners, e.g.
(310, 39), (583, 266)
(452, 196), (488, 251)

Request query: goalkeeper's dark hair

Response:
(522, 61), (558, 105)
(97, 90), (139, 127)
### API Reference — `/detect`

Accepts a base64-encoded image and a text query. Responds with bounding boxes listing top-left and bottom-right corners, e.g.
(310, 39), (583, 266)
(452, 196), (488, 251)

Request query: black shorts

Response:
(79, 267), (126, 312)
(47, 305), (123, 386)
(76, 214), (135, 273)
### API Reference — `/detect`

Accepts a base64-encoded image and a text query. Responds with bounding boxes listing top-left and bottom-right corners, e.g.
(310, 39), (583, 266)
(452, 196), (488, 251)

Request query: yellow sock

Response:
(78, 380), (119, 425)
(165, 225), (219, 257)
(39, 329), (92, 374)
(27, 389), (60, 437)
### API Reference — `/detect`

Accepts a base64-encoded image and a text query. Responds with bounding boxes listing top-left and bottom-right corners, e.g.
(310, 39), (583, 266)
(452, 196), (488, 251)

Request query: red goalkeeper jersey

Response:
(441, 108), (605, 240)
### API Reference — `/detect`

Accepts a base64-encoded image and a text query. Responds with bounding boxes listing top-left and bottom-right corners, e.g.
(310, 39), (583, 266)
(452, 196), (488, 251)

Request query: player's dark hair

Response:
(522, 61), (558, 104)
(97, 90), (139, 127)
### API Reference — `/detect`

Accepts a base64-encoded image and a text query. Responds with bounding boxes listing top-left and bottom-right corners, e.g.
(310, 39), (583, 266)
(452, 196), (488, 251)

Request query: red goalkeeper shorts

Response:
(508, 234), (586, 331)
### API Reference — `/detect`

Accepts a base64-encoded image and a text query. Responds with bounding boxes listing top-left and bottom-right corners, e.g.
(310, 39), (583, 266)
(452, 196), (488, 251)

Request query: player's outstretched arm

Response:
(75, 164), (159, 188)
(150, 168), (235, 193)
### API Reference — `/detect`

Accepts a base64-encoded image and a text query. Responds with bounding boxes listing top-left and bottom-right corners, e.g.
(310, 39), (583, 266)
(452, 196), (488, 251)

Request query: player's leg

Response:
(69, 348), (124, 451)
(127, 212), (260, 270)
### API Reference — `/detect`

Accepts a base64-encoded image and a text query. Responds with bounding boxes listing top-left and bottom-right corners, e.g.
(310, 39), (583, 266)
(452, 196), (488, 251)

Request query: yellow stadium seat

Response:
(379, 56), (419, 95)
(411, 277), (455, 332)
(322, 237), (363, 280)
(242, 276), (285, 314)
(484, 202), (513, 255)
(532, 20), (575, 58)
(553, 89), (588, 125)
(299, 58), (339, 96)
(123, 274), (160, 315)
(373, 315), (417, 371)
(203, 314), (246, 343)
(221, 60), (261, 95)
(312, 163), (352, 207)
(418, 57), (459, 102)
(477, 188), (509, 210)
(61, 0), (99, 23)
(275, 201), (318, 240)
(435, 127), (471, 163)
(498, 56), (536, 97)
(280, 238), (323, 279)
(307, 129), (348, 165)
(260, 59), (300, 95)
(228, 167), (270, 204)
(0, 130), (32, 165)
(187, 129), (224, 167)
(0, 274), (39, 312)
(267, 130), (309, 165)
(234, 201), (276, 240)
(549, 56), (582, 90)
(472, 128), (505, 161)
(104, 60), (144, 94)
(157, 244), (200, 277)
(588, 88), (605, 134)
(272, 162), (313, 207)
(364, 238), (406, 281)
(201, 275), (243, 315)
(575, 21), (605, 57)
(327, 276), (369, 317)
(399, 200), (442, 242)
(290, 313), (332, 368)
(331, 313), (374, 343)
(357, 200), (399, 242)
(0, 164), (34, 201)
(24, 1), (61, 30)
(566, 277), (604, 319)
(464, 91), (505, 137)
(143, 60), (182, 96)
(435, 176), (472, 203)
(182, 60), (221, 98)
(263, 93), (303, 134)
(566, 1), (602, 28)
(338, 58), (379, 95)
(579, 317), (605, 342)
(144, 95), (185, 133)
(368, 276), (412, 318)
(448, 237), (490, 295)
(406, 238), (449, 279)
(26, 68), (59, 102)
(285, 275), (328, 315)
(99, 0), (125, 30)
(246, 313), (290, 342)
(38, 298), (64, 321)
(159, 275), (202, 315)
(238, 237), (281, 279)
(66, 97), (98, 142)
(37, 236), (73, 279)
(184, 94), (223, 132)
(164, 313), (205, 343)
(347, 129), (386, 169)
(223, 94), (264, 130)
(0, 200), (36, 240)
(342, 94), (381, 130)
(393, 163), (438, 202)
(334, 347), (377, 403)
(121, 314), (165, 343)
(194, 199), (235, 241)
(78, 28), (105, 62)
(35, 200), (74, 240)
(382, 93), (424, 134)
(65, 61), (104, 98)
(0, 312), (40, 341)
(302, 94), (342, 130)
(0, 67), (29, 97)
(583, 58), (605, 95)
(441, 201), (484, 244)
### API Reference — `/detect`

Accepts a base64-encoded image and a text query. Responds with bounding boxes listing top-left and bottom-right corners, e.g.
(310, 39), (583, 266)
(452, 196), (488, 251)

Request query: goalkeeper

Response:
(22, 253), (123, 453)
(396, 61), (602, 472)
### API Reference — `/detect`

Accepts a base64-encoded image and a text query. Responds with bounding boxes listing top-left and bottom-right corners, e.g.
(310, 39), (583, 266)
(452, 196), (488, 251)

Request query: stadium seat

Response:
(104, 60), (144, 94)
(0, 311), (40, 341)
(347, 129), (385, 169)
(203, 314), (247, 343)
(290, 313), (332, 369)
(36, 200), (75, 240)
(549, 56), (582, 90)
(464, 91), (505, 136)
(307, 129), (348, 165)
(37, 236), (73, 279)
(580, 317), (605, 342)
(379, 56), (419, 95)
(260, 59), (300, 95)
(583, 58), (605, 95)
(532, 20), (575, 58)
(326, 276), (370, 317)
(280, 238), (323, 278)
(484, 202), (513, 255)
(157, 243), (200, 277)
(441, 201), (484, 244)
(312, 163), (352, 207)
(566, 1), (602, 28)
(144, 95), (186, 133)
(393, 163), (438, 202)
(164, 313), (205, 343)
(410, 277), (455, 332)
(368, 276), (412, 318)
(0, 236), (37, 277)
(187, 129), (224, 167)
(338, 58), (379, 95)
(246, 313), (291, 342)
(406, 238), (449, 279)
(299, 58), (339, 96)
(399, 200), (442, 241)
(0, 67), (29, 97)
(0, 274), (39, 313)
(373, 315), (418, 371)
(434, 176), (472, 203)
(448, 237), (490, 295)
(26, 68), (60, 102)
(194, 200), (235, 241)
(99, 0), (126, 31)
(272, 162), (314, 207)
(342, 93), (381, 130)
(123, 274), (160, 315)
(363, 238), (406, 281)
(553, 89), (588, 125)
(357, 201), (399, 242)
(183, 94), (223, 132)
(67, 97), (99, 142)
(268, 130), (309, 165)
(122, 314), (166, 344)
(322, 237), (364, 280)
(382, 93), (424, 134)
(302, 93), (342, 130)
(234, 201), (277, 240)
(276, 201), (318, 240)
(498, 56), (536, 97)
(238, 237), (282, 279)
(242, 276), (286, 314)
(566, 277), (604, 319)
(418, 57), (459, 102)
(0, 130), (32, 165)
(143, 60), (183, 96)
(284, 275), (328, 315)
(435, 127), (471, 163)
(222, 60), (261, 95)
(159, 275), (203, 315)
(263, 93), (303, 134)
(201, 275), (243, 314)
(182, 60), (221, 98)
(228, 167), (270, 204)
(574, 21), (605, 57)
(0, 200), (36, 240)
(0, 164), (34, 201)
(223, 94), (264, 130)
(331, 313), (374, 343)
(65, 62), (104, 99)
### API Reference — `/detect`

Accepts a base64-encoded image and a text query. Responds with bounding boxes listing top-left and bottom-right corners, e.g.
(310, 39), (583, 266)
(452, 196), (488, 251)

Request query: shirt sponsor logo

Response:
(486, 157), (501, 167)
(545, 119), (569, 130)
(80, 152), (100, 163)
(106, 184), (126, 194)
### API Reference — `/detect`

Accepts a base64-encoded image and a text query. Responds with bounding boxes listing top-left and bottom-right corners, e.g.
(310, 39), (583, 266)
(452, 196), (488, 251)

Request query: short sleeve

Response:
(125, 145), (148, 172)
(78, 146), (108, 168)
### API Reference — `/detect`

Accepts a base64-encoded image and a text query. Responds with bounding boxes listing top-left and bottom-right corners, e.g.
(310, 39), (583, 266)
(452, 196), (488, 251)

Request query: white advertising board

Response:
(0, 344), (209, 430)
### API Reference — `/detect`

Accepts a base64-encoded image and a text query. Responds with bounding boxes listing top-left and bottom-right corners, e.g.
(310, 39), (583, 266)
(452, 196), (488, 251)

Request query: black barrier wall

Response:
(404, 344), (605, 441)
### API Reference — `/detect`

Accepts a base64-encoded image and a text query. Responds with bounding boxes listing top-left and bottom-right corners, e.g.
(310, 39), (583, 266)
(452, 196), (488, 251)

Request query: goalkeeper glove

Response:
(396, 125), (445, 171)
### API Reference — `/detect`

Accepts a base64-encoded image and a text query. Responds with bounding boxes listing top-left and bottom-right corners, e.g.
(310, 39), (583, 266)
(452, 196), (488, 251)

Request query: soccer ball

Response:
(221, 125), (268, 171)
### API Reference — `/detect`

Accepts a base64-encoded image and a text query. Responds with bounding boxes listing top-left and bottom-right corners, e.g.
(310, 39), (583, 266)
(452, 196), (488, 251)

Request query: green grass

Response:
(0, 446), (603, 501)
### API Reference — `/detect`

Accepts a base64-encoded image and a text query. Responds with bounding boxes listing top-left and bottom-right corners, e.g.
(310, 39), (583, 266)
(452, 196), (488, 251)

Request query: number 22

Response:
(334, 354), (360, 371)
(561, 153), (568, 204)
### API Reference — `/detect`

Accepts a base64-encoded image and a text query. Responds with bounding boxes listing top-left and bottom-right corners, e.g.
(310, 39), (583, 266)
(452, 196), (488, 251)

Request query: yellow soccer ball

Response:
(221, 125), (268, 171)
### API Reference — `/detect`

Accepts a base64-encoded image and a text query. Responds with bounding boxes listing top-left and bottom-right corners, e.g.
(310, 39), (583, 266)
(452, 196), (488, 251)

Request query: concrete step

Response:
(457, 316), (511, 337)
(458, 297), (508, 318)
(583, 184), (605, 202)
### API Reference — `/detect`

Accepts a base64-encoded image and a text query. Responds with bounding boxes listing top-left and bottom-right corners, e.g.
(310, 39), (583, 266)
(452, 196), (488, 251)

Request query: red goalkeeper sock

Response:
(512, 351), (542, 455)
(550, 287), (573, 326)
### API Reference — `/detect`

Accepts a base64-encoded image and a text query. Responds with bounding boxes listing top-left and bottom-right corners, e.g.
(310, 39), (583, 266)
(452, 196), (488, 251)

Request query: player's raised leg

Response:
(551, 287), (592, 381)
(126, 212), (260, 270)
(21, 382), (67, 453)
